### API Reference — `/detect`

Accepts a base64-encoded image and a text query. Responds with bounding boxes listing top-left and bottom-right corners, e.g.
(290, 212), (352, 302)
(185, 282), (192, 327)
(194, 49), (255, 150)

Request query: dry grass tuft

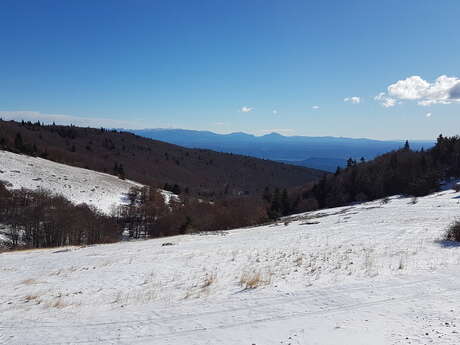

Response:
(21, 278), (38, 285)
(239, 270), (272, 289)
(183, 272), (217, 299)
(48, 298), (67, 309)
(24, 294), (40, 303)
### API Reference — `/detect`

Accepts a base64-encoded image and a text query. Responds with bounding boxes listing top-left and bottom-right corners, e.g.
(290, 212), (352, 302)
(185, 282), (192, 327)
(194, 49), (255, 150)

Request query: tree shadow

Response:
(434, 240), (460, 248)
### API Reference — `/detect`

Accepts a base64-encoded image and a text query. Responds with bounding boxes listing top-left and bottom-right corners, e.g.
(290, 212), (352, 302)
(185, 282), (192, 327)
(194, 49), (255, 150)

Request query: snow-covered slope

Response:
(0, 150), (142, 213)
(2, 190), (460, 344)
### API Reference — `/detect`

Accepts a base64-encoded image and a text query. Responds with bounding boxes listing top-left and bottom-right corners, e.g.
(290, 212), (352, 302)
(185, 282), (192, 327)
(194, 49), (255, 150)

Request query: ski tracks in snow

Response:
(1, 272), (459, 345)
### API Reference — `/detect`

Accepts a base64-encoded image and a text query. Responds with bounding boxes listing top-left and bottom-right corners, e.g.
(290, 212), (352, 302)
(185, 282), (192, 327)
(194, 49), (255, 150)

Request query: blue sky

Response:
(1, 0), (459, 140)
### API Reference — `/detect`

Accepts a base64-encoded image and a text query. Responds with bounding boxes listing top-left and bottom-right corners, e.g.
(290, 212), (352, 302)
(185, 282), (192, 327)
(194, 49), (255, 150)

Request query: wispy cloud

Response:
(426, 112), (432, 118)
(312, 105), (320, 110)
(344, 96), (361, 104)
(0, 111), (142, 129)
(272, 109), (278, 115)
(240, 106), (254, 113)
(374, 92), (397, 108)
(375, 75), (460, 107)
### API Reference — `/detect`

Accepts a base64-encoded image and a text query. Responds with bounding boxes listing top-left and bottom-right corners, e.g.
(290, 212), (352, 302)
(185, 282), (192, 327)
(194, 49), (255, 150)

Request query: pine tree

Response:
(118, 164), (125, 180)
(171, 184), (181, 195)
(262, 186), (272, 203)
(404, 140), (410, 150)
(14, 133), (23, 150)
(281, 188), (290, 216)
(268, 188), (282, 219)
(334, 166), (341, 176)
(347, 158), (355, 168)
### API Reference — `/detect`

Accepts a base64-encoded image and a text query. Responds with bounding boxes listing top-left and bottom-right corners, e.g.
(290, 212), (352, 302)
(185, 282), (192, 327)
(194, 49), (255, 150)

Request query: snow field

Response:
(0, 150), (143, 214)
(1, 187), (460, 343)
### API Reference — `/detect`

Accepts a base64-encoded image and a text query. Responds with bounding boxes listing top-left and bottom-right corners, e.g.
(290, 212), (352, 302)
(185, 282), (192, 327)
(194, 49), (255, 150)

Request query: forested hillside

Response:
(0, 120), (323, 198)
(295, 136), (460, 210)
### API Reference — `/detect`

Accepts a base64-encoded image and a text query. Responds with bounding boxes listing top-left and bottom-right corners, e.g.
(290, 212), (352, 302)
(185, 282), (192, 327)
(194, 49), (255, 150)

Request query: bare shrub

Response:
(444, 220), (460, 242)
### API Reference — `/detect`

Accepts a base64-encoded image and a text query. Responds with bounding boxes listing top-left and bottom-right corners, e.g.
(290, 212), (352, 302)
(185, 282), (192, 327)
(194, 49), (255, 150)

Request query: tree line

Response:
(0, 183), (268, 250)
(0, 184), (120, 249)
(295, 135), (459, 209)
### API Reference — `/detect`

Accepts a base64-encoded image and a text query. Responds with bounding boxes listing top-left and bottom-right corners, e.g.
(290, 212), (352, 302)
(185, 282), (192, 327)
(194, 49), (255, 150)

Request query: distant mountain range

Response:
(130, 129), (435, 172)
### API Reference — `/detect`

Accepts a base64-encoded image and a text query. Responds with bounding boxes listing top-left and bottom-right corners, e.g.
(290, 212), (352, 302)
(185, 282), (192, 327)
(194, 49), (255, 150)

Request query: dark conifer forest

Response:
(300, 135), (459, 209)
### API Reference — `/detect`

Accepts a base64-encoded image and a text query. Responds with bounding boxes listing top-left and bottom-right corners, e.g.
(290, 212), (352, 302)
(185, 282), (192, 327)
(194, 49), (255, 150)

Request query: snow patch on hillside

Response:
(0, 150), (142, 213)
(1, 190), (460, 343)
(160, 189), (179, 204)
(0, 225), (12, 247)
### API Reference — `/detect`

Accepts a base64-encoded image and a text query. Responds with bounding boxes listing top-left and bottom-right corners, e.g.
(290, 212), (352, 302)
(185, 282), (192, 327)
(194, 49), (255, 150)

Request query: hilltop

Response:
(0, 150), (142, 214)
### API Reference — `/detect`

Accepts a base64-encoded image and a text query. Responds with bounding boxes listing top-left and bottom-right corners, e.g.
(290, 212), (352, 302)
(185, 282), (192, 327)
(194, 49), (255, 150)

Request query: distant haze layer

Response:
(130, 129), (435, 172)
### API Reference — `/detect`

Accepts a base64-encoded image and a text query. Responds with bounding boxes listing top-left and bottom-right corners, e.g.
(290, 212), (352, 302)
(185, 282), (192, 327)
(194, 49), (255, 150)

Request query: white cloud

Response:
(240, 106), (254, 113)
(0, 111), (142, 129)
(272, 109), (278, 115)
(374, 92), (397, 108)
(388, 76), (430, 100)
(312, 105), (320, 110)
(426, 112), (432, 118)
(382, 98), (396, 108)
(344, 96), (361, 104)
(376, 75), (460, 107)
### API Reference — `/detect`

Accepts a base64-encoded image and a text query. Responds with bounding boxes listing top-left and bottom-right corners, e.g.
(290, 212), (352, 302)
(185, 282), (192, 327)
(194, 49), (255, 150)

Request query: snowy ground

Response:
(1, 190), (460, 344)
(0, 150), (142, 214)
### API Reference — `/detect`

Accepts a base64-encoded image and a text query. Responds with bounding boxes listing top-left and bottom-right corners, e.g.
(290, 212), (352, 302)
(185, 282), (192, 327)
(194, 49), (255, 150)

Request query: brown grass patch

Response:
(239, 270), (272, 289)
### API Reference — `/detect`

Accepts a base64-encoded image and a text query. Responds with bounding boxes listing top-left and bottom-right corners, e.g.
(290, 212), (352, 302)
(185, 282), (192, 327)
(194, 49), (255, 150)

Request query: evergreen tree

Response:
(268, 188), (281, 219)
(262, 186), (272, 203)
(14, 133), (23, 150)
(347, 158), (356, 168)
(118, 164), (125, 180)
(334, 166), (341, 176)
(404, 140), (410, 150)
(281, 188), (290, 216)
(171, 184), (181, 195)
